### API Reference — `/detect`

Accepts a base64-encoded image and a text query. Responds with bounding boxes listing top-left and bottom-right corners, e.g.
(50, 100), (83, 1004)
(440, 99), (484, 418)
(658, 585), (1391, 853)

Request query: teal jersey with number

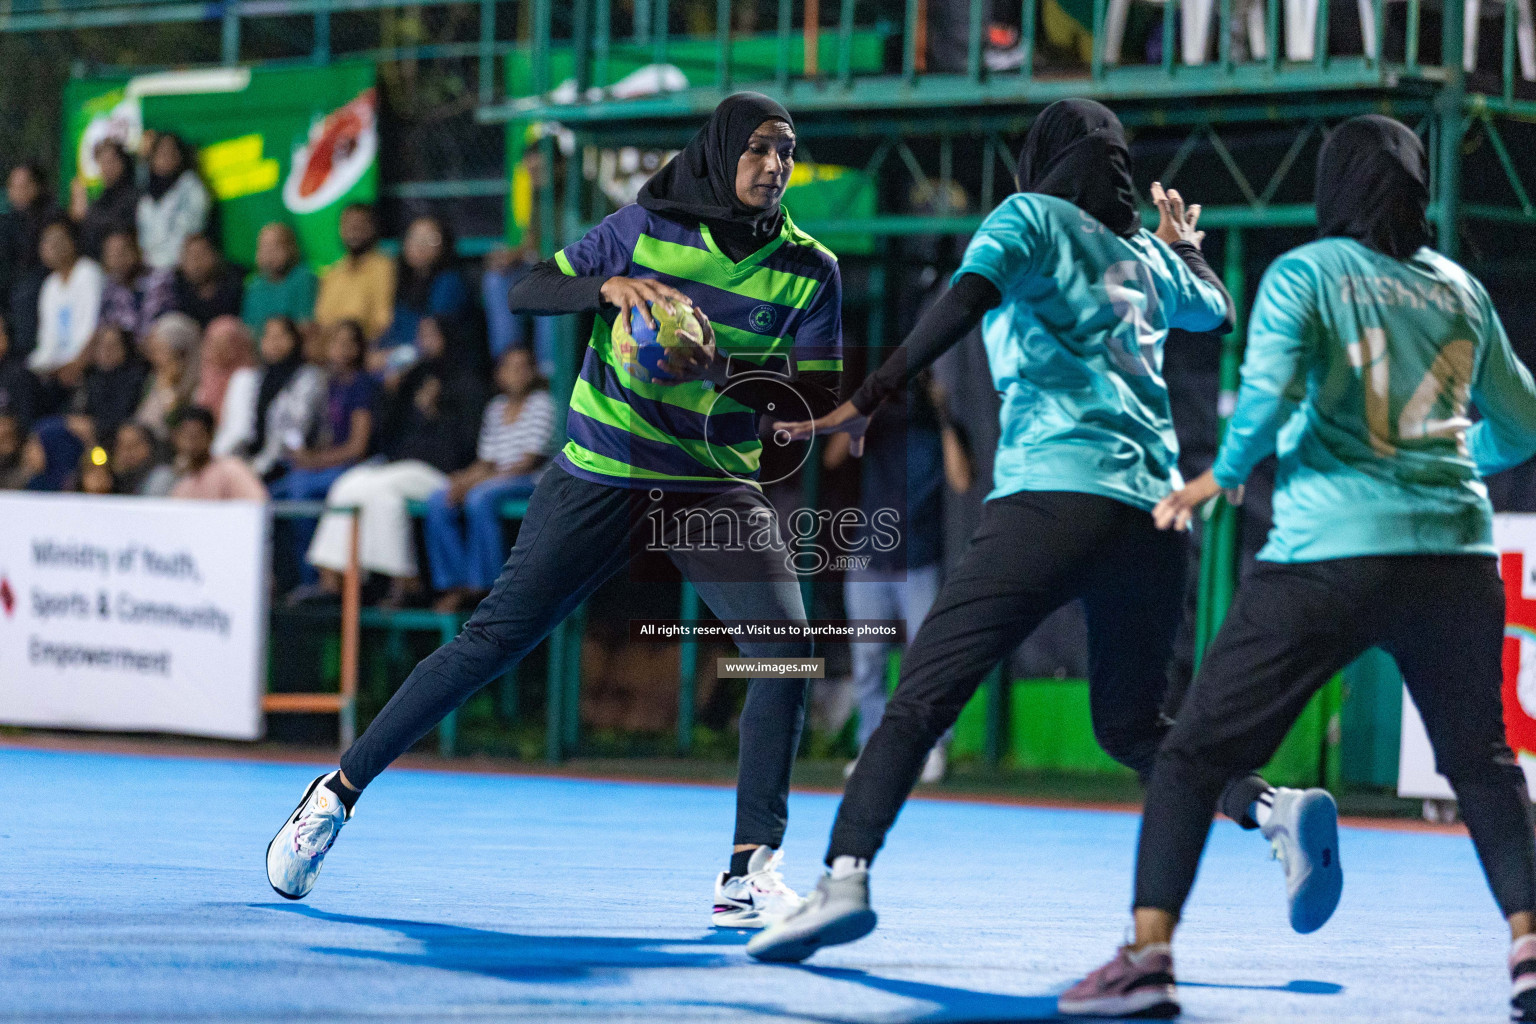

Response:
(1213, 238), (1536, 562)
(955, 193), (1230, 509)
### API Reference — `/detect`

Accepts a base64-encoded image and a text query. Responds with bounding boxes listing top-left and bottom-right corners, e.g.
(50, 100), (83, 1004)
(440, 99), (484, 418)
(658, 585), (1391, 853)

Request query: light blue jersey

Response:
(1213, 238), (1536, 562)
(955, 193), (1230, 510)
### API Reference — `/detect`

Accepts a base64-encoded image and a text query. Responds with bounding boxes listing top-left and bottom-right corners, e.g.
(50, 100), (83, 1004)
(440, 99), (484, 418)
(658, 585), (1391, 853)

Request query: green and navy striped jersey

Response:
(1214, 238), (1536, 561)
(553, 204), (842, 491)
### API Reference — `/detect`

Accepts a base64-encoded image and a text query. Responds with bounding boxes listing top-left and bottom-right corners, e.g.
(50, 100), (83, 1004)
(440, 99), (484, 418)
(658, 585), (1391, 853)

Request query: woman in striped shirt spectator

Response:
(425, 345), (554, 612)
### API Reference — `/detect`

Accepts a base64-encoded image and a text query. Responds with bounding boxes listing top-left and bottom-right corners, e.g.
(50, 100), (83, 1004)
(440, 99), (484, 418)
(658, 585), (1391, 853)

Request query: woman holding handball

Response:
(266, 92), (844, 928)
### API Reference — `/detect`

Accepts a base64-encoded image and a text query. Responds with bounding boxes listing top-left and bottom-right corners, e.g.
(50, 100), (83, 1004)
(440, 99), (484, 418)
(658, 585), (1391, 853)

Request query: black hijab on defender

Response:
(1016, 98), (1141, 238)
(1315, 114), (1432, 259)
(637, 92), (793, 260)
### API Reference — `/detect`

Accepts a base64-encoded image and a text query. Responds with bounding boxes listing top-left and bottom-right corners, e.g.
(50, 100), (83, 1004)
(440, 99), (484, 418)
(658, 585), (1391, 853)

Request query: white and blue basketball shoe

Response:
(266, 771), (351, 900)
(1264, 786), (1343, 933)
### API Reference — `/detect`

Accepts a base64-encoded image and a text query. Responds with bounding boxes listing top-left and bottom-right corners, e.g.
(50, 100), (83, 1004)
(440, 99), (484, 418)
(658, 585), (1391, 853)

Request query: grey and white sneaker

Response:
(746, 860), (877, 962)
(266, 771), (350, 900)
(1263, 786), (1342, 933)
(712, 846), (803, 929)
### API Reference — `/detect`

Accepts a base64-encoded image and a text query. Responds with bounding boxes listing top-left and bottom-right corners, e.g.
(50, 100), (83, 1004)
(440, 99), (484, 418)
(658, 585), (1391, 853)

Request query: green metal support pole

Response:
(546, 621), (566, 762)
(563, 604), (586, 751)
(1437, 0), (1466, 259)
(677, 582), (700, 754)
(478, 0), (496, 106)
(312, 0), (331, 64)
(983, 665), (1006, 767)
(1195, 227), (1247, 664)
(221, 5), (240, 65)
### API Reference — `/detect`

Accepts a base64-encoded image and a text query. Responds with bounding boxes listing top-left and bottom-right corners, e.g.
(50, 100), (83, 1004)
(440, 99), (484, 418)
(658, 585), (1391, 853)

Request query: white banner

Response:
(0, 493), (268, 740)
(1398, 514), (1536, 800)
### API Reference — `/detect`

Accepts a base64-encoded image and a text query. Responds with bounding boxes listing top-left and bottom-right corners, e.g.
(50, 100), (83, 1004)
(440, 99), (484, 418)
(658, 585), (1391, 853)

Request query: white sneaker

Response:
(712, 846), (804, 929)
(747, 864), (877, 962)
(920, 746), (948, 784)
(1262, 786), (1342, 933)
(266, 771), (351, 900)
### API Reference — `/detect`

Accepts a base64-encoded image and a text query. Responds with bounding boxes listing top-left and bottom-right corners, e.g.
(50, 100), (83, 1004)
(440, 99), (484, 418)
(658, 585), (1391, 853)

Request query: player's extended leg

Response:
(266, 466), (634, 899)
(1382, 556), (1536, 1022)
(667, 487), (814, 928)
(748, 491), (1126, 962)
(1062, 560), (1370, 1017)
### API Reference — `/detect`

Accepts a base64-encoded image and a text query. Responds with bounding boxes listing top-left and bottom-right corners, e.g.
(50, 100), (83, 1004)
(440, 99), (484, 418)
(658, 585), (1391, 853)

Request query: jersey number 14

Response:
(1347, 327), (1474, 457)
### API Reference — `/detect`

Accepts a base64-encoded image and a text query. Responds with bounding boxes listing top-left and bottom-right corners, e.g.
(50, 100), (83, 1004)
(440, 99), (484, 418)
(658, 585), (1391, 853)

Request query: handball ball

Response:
(614, 298), (704, 385)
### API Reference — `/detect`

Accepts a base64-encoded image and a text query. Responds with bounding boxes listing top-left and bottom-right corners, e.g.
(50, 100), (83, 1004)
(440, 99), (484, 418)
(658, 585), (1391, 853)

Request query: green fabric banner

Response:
(62, 63), (379, 271)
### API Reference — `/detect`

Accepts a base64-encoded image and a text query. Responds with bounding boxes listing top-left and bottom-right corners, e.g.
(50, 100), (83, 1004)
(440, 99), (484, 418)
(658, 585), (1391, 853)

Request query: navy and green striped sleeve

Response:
(555, 206), (644, 279)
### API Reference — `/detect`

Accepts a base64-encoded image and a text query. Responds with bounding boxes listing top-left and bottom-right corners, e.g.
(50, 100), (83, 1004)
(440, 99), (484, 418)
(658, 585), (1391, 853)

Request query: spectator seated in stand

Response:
(194, 315), (255, 424)
(134, 311), (201, 441)
(70, 140), (139, 261)
(212, 315), (326, 479)
(304, 315), (487, 608)
(242, 222), (316, 334)
(168, 406), (267, 501)
(75, 445), (115, 495)
(0, 412), (30, 489)
(270, 319), (380, 591)
(371, 214), (469, 377)
(427, 346), (555, 613)
(99, 229), (174, 346)
(111, 420), (175, 497)
(314, 203), (394, 344)
(2, 162), (55, 364)
(30, 217), (104, 412)
(22, 416), (84, 491)
(0, 316), (37, 429)
(173, 233), (243, 329)
(65, 323), (147, 448)
(136, 131), (210, 272)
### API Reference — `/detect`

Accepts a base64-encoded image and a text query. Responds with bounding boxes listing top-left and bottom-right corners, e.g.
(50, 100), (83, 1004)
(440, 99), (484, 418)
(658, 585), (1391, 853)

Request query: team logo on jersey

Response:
(748, 304), (777, 333)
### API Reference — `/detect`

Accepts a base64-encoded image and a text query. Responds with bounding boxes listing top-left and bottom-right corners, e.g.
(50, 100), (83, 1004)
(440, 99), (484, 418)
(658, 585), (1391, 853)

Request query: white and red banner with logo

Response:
(1399, 514), (1536, 800)
(0, 493), (268, 740)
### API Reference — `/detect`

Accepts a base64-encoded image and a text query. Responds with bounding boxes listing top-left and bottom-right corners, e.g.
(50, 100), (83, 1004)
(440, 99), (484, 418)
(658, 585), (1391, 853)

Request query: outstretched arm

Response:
(770, 274), (1000, 456)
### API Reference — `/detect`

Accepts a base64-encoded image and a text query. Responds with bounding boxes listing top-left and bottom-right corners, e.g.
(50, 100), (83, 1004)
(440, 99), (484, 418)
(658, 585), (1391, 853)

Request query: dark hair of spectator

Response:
(342, 201), (377, 221)
(104, 227), (138, 250)
(172, 406), (217, 432)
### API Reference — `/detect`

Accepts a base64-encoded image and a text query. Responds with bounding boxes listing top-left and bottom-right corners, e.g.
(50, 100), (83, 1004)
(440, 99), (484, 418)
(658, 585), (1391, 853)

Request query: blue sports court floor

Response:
(0, 745), (1513, 1022)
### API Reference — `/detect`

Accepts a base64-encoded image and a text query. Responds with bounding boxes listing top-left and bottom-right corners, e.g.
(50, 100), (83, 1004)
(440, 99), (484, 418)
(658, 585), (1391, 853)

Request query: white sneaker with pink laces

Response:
(711, 846), (803, 929)
(1058, 943), (1179, 1018)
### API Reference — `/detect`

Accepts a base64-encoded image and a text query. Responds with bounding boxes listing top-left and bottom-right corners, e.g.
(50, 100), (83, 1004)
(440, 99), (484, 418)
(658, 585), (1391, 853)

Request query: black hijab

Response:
(253, 317), (305, 456)
(638, 92), (793, 257)
(1316, 115), (1432, 260)
(1016, 99), (1141, 238)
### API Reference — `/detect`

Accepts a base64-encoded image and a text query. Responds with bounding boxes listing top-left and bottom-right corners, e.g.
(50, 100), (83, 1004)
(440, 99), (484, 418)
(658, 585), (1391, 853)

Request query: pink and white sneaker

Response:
(712, 846), (803, 929)
(1058, 943), (1179, 1018)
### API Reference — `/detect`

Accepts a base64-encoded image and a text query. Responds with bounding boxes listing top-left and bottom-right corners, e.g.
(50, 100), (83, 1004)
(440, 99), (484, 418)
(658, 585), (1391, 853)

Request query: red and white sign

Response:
(1398, 514), (1536, 799)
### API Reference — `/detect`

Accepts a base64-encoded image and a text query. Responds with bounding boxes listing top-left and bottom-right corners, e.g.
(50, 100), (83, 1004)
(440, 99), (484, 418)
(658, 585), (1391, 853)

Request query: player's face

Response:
(735, 120), (794, 210)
